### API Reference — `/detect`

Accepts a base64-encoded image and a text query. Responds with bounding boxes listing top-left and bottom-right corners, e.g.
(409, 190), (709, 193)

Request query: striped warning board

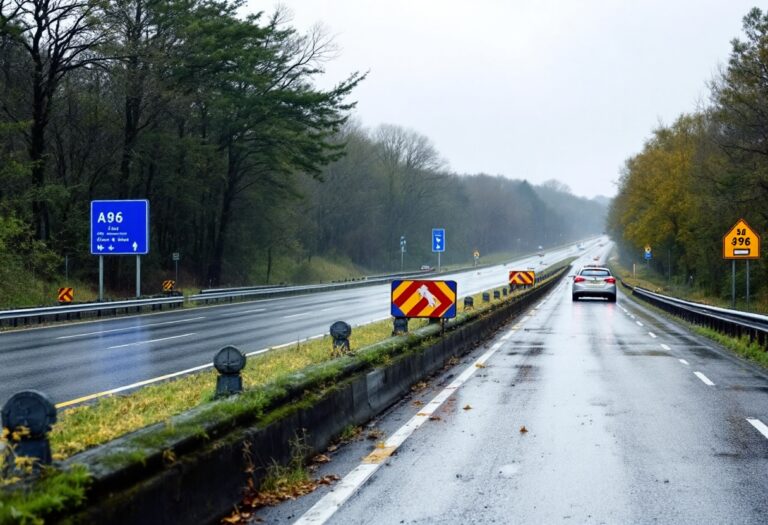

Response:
(162, 280), (175, 292)
(58, 287), (74, 303)
(509, 271), (535, 286)
(391, 280), (457, 319)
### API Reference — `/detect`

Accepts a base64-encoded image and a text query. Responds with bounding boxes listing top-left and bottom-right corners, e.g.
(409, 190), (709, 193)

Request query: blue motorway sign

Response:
(432, 228), (445, 253)
(90, 200), (149, 255)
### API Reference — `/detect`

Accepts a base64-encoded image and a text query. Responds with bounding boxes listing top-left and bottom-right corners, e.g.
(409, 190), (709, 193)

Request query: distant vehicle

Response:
(572, 266), (616, 302)
(420, 265), (432, 271)
(592, 255), (600, 261)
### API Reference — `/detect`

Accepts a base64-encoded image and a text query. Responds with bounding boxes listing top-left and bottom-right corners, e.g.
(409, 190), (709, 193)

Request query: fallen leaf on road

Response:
(429, 415), (442, 421)
(312, 454), (331, 464)
(375, 441), (387, 449)
(520, 425), (528, 433)
(318, 474), (341, 485)
(463, 404), (472, 410)
(475, 363), (486, 368)
(412, 400), (424, 407)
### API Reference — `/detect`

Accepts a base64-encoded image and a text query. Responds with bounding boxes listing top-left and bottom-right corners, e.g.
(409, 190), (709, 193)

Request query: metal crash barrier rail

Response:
(620, 280), (768, 349)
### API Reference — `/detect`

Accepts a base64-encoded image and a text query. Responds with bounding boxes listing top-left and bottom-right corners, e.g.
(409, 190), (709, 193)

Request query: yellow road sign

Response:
(723, 219), (760, 260)
(162, 280), (175, 292)
(58, 287), (74, 303)
(644, 245), (651, 254)
(473, 250), (480, 258)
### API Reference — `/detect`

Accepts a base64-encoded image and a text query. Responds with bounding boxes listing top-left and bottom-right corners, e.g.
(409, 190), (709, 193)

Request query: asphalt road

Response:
(253, 251), (768, 525)
(0, 240), (601, 407)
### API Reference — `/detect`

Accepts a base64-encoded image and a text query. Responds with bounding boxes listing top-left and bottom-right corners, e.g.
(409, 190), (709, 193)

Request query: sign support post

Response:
(99, 256), (104, 301)
(747, 260), (750, 310)
(432, 228), (445, 273)
(732, 260), (736, 308)
(722, 218), (760, 310)
(136, 255), (141, 298)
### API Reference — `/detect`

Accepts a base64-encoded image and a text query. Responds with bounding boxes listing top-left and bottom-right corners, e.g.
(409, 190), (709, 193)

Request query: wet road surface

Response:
(0, 241), (599, 406)
(253, 259), (768, 524)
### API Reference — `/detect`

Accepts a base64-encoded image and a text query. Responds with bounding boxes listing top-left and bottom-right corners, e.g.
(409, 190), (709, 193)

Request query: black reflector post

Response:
(392, 317), (408, 335)
(330, 321), (352, 356)
(482, 292), (490, 303)
(1, 390), (57, 471)
(502, 288), (508, 296)
(493, 290), (500, 300)
(464, 296), (474, 310)
(214, 346), (246, 398)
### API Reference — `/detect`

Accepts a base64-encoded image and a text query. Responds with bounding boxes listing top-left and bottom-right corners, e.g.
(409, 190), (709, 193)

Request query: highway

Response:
(0, 240), (600, 408)
(251, 248), (768, 525)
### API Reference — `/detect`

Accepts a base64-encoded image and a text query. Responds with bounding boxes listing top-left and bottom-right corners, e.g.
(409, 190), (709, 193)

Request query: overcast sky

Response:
(248, 1), (758, 198)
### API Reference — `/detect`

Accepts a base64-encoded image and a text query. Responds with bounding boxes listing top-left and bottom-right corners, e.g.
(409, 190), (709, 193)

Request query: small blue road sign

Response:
(90, 200), (149, 255)
(644, 251), (652, 260)
(432, 228), (445, 253)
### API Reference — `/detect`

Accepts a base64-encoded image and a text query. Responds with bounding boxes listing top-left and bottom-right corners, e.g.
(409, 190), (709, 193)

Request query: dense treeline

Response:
(607, 8), (768, 302)
(0, 0), (605, 295)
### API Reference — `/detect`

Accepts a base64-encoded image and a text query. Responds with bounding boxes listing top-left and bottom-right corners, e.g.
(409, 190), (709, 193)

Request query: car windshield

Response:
(580, 269), (610, 277)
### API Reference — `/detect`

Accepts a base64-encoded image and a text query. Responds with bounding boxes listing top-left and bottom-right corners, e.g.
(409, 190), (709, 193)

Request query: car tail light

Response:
(574, 276), (586, 283)
(604, 277), (616, 284)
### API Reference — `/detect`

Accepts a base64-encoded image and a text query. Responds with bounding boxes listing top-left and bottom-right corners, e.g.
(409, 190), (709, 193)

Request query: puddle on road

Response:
(513, 364), (538, 383)
(621, 350), (671, 357)
(497, 463), (521, 478)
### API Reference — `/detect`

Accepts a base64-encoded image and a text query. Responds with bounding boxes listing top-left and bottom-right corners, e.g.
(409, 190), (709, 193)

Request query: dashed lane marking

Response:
(283, 312), (310, 319)
(660, 344), (671, 351)
(56, 317), (205, 339)
(107, 332), (196, 349)
(220, 308), (266, 317)
(636, 321), (644, 327)
(648, 332), (656, 338)
(746, 418), (768, 440)
(679, 359), (689, 365)
(694, 371), (715, 386)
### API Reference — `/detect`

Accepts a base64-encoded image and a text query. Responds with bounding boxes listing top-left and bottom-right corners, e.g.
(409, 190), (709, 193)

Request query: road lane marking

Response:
(694, 371), (715, 386)
(56, 317), (206, 339)
(283, 312), (310, 319)
(636, 321), (644, 327)
(746, 418), (768, 440)
(220, 308), (266, 317)
(294, 324), (524, 524)
(679, 359), (689, 366)
(648, 332), (656, 338)
(107, 332), (196, 349)
(660, 344), (671, 351)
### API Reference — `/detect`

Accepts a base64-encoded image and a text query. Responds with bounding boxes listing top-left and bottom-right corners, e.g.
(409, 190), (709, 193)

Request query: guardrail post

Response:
(464, 297), (474, 310)
(213, 346), (246, 398)
(1, 390), (57, 472)
(502, 288), (508, 296)
(493, 290), (501, 300)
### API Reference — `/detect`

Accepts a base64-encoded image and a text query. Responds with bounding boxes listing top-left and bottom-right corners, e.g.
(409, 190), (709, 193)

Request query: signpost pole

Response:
(746, 260), (750, 310)
(175, 259), (179, 285)
(732, 260), (736, 308)
(136, 255), (141, 298)
(438, 252), (441, 273)
(98, 256), (104, 301)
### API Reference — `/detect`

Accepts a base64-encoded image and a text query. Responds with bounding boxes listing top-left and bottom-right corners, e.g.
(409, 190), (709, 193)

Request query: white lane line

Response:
(648, 332), (656, 338)
(679, 359), (689, 366)
(660, 344), (671, 351)
(283, 312), (310, 319)
(694, 371), (715, 386)
(746, 418), (768, 440)
(636, 321), (644, 327)
(294, 325), (522, 524)
(221, 308), (266, 317)
(107, 332), (196, 349)
(56, 317), (205, 339)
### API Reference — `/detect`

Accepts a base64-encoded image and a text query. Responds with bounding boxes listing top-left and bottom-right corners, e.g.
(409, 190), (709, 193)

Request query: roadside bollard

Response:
(392, 317), (408, 335)
(502, 288), (508, 296)
(482, 292), (490, 303)
(464, 296), (474, 310)
(1, 390), (57, 470)
(493, 290), (501, 300)
(214, 346), (246, 398)
(330, 321), (352, 355)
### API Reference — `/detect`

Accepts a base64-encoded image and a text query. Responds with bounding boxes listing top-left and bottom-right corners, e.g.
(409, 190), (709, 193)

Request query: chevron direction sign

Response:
(391, 280), (457, 319)
(509, 270), (535, 286)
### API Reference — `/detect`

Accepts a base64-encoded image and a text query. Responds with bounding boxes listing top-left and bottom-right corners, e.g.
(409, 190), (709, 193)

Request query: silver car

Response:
(572, 266), (617, 302)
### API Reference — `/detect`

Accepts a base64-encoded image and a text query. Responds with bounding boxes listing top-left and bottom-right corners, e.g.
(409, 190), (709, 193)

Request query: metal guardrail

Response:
(620, 280), (768, 348)
(0, 296), (184, 328)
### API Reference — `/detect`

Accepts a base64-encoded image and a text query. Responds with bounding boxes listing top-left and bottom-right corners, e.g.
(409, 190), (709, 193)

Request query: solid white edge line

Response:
(679, 359), (689, 366)
(106, 332), (197, 349)
(294, 325), (521, 524)
(694, 371), (715, 386)
(746, 418), (768, 440)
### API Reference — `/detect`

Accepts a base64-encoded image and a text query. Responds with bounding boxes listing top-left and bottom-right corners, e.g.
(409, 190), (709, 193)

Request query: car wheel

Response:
(607, 294), (616, 303)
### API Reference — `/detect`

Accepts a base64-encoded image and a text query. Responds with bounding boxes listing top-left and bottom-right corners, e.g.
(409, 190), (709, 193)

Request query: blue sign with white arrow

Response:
(90, 200), (149, 255)
(432, 228), (445, 253)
